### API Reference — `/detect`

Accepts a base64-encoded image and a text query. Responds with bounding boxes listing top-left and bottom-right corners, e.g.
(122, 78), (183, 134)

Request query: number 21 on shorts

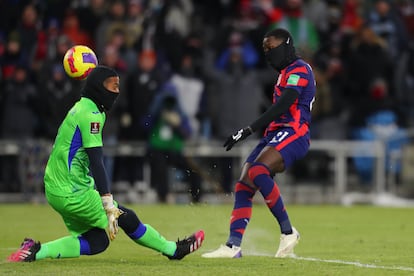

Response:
(270, 130), (290, 143)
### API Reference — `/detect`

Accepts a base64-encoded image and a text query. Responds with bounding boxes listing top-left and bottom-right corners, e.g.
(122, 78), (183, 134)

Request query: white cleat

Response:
(201, 244), (242, 258)
(275, 227), (300, 258)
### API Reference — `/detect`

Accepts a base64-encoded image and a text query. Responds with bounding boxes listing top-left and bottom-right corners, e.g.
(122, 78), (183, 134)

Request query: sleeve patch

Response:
(287, 74), (300, 85)
(90, 122), (100, 134)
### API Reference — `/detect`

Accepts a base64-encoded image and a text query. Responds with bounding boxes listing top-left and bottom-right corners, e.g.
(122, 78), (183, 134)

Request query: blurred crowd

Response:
(1, 0), (414, 199)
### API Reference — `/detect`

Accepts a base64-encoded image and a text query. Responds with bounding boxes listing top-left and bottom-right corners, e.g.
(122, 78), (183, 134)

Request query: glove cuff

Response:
(245, 126), (253, 135)
(101, 194), (115, 210)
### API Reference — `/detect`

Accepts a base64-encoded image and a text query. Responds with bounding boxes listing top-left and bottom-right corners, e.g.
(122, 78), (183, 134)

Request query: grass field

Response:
(1, 203), (413, 275)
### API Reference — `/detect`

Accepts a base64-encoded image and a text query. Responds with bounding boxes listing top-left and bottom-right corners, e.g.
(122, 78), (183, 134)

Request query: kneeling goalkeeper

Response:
(8, 66), (204, 262)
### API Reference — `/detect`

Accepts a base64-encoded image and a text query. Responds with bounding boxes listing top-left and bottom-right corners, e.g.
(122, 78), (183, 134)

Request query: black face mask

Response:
(100, 90), (119, 111)
(265, 38), (298, 72)
(81, 66), (119, 112)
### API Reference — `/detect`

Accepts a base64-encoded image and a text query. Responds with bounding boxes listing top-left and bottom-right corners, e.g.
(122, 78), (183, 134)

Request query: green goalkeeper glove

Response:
(101, 194), (124, 241)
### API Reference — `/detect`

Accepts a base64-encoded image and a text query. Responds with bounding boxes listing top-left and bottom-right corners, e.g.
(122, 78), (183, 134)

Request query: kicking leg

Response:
(202, 180), (256, 258)
(248, 161), (299, 257)
(248, 162), (292, 234)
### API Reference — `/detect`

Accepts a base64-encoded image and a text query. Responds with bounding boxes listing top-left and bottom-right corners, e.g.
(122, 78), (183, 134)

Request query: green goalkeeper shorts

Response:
(46, 189), (108, 237)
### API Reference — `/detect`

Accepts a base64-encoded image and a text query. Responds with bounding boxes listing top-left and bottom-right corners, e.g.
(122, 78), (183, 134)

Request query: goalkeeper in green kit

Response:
(7, 66), (204, 262)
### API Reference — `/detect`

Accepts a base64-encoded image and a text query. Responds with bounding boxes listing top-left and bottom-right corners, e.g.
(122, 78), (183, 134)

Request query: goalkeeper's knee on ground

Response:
(118, 204), (141, 233)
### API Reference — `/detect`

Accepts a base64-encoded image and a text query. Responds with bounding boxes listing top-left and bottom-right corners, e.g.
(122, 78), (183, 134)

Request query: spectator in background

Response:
(208, 47), (265, 142)
(1, 65), (39, 138)
(204, 41), (269, 193)
(349, 78), (405, 130)
(220, 0), (268, 63)
(75, 0), (108, 43)
(340, 0), (364, 35)
(100, 44), (128, 187)
(231, 0), (264, 32)
(0, 1), (24, 33)
(0, 33), (4, 84)
(43, 18), (63, 65)
(95, 0), (126, 58)
(126, 0), (146, 51)
(1, 31), (27, 81)
(303, 0), (330, 41)
(32, 32), (83, 196)
(182, 32), (206, 81)
(351, 78), (408, 185)
(101, 43), (127, 74)
(61, 10), (94, 49)
(146, 82), (202, 203)
(127, 49), (166, 141)
(114, 49), (167, 192)
(36, 32), (82, 118)
(269, 0), (320, 58)
(45, 34), (73, 69)
(325, 1), (346, 38)
(259, 0), (284, 25)
(105, 27), (137, 73)
(311, 40), (348, 140)
(170, 53), (205, 139)
(0, 66), (39, 192)
(16, 4), (41, 68)
(344, 26), (394, 105)
(38, 64), (79, 139)
(366, 0), (409, 60)
(333, 0), (365, 61)
(157, 0), (194, 72)
(394, 0), (414, 126)
(215, 30), (259, 71)
(396, 0), (414, 39)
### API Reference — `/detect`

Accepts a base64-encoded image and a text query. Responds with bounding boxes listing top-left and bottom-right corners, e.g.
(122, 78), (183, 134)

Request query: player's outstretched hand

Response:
(101, 194), (124, 241)
(223, 126), (253, 151)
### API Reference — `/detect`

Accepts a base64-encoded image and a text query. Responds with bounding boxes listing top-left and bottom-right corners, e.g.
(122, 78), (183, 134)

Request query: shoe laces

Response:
(176, 236), (195, 252)
(20, 238), (36, 249)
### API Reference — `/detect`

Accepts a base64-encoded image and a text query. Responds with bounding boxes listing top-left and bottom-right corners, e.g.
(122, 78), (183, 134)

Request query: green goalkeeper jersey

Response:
(44, 97), (106, 196)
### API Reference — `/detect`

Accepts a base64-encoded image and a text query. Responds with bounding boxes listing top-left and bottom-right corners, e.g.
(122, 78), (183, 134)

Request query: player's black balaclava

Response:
(81, 65), (119, 112)
(264, 28), (298, 72)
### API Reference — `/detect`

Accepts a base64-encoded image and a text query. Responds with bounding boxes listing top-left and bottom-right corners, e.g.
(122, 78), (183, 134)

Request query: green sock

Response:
(36, 236), (80, 260)
(136, 224), (176, 256)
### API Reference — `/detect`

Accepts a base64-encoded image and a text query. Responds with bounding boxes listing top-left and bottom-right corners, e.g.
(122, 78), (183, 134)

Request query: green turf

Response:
(0, 203), (413, 275)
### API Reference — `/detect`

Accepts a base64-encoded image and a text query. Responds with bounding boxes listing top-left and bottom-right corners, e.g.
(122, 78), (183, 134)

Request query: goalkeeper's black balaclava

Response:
(264, 28), (298, 72)
(81, 65), (119, 112)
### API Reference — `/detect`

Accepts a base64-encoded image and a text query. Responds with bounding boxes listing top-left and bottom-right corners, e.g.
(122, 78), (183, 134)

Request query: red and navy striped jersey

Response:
(266, 59), (316, 134)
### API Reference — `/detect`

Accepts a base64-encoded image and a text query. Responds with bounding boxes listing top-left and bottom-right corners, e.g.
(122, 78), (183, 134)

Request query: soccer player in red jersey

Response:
(203, 28), (316, 258)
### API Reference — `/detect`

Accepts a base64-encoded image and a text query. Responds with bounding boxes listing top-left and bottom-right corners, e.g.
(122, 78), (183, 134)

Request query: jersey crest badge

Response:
(90, 122), (100, 134)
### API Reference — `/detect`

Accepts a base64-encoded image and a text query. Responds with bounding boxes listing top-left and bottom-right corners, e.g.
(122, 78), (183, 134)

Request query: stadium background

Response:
(0, 0), (414, 206)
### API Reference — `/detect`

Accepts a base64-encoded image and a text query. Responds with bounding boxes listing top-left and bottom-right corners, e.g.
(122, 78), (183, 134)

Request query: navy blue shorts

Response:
(246, 127), (310, 169)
